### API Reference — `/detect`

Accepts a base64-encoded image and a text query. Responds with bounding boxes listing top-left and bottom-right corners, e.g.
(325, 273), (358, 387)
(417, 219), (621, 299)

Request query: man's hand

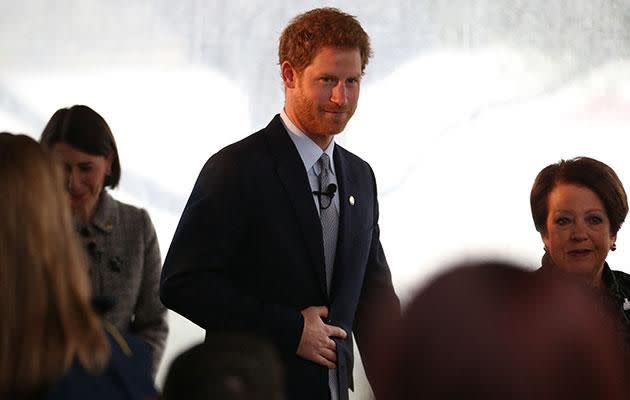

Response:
(296, 306), (347, 368)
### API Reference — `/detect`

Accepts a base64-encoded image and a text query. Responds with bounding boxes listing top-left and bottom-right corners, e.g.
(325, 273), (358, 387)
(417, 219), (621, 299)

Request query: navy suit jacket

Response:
(160, 115), (399, 400)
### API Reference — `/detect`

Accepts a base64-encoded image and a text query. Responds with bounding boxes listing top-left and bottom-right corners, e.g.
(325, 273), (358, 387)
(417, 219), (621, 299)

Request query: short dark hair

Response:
(530, 156), (628, 235)
(161, 334), (285, 400)
(278, 7), (372, 74)
(40, 105), (121, 188)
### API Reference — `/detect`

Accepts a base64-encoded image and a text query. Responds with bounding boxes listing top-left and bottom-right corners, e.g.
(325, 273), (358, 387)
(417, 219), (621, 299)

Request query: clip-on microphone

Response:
(313, 183), (337, 209)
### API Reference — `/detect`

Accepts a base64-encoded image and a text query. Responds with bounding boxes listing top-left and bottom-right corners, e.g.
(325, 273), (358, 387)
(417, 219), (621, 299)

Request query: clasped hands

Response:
(296, 305), (347, 369)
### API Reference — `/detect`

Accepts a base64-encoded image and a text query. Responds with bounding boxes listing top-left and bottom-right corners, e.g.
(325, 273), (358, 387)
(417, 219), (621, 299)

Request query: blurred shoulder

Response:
(46, 325), (156, 400)
(105, 323), (154, 377)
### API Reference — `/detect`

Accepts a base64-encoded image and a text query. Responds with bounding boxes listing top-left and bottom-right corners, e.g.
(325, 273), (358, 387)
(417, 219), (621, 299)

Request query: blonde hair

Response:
(0, 133), (109, 395)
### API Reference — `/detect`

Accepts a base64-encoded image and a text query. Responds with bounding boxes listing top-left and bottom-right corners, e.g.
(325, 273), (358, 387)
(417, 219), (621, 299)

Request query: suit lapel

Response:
(330, 146), (355, 300)
(263, 115), (328, 298)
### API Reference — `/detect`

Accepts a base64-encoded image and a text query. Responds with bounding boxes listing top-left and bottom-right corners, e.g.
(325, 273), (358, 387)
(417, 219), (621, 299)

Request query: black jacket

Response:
(601, 263), (630, 345)
(160, 115), (400, 400)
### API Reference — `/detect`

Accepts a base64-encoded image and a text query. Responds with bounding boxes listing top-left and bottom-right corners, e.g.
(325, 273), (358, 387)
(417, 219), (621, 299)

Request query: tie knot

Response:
(318, 153), (331, 175)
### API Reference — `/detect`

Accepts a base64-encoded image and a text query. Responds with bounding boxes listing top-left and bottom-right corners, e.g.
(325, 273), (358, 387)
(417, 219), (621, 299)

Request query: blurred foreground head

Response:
(162, 334), (285, 400)
(0, 132), (108, 396)
(375, 261), (630, 399)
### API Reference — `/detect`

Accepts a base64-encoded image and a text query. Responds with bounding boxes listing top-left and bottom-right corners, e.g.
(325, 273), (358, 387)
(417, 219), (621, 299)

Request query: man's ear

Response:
(281, 61), (297, 88)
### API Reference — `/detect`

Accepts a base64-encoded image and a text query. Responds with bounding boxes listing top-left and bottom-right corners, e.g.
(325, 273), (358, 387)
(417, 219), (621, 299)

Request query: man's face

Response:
(283, 46), (362, 148)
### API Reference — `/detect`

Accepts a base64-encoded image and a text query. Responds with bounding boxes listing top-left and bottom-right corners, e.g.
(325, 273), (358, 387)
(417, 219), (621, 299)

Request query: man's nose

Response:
(330, 82), (348, 106)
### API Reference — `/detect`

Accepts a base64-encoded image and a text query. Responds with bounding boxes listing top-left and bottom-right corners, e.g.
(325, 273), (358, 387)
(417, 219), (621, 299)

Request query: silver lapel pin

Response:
(348, 195), (355, 206)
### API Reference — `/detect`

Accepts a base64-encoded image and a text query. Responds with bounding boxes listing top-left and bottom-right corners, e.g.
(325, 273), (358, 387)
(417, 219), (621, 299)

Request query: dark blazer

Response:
(160, 115), (399, 400)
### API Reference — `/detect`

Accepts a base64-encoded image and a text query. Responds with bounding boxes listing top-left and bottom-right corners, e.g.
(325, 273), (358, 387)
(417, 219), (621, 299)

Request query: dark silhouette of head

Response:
(374, 261), (630, 399)
(161, 334), (285, 400)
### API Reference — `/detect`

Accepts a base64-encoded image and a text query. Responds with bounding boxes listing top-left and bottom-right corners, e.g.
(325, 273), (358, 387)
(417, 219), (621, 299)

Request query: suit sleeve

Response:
(353, 166), (401, 388)
(160, 152), (304, 357)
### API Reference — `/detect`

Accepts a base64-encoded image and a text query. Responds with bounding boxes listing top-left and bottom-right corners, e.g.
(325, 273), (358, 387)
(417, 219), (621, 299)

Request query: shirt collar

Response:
(280, 109), (336, 175)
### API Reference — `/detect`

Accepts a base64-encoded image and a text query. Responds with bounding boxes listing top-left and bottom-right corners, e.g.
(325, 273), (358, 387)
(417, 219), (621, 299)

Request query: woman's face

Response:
(542, 183), (616, 285)
(52, 143), (112, 223)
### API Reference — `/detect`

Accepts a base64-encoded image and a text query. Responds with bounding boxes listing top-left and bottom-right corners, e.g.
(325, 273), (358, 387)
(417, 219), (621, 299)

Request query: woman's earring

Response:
(611, 243), (617, 251)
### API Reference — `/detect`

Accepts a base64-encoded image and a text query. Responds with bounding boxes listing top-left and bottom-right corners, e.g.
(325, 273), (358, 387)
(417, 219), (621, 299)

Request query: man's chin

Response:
(322, 121), (350, 136)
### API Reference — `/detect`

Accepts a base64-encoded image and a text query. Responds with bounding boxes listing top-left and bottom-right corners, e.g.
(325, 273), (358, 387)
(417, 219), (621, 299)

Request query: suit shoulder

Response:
(201, 128), (267, 171)
(191, 125), (276, 198)
(336, 144), (375, 174)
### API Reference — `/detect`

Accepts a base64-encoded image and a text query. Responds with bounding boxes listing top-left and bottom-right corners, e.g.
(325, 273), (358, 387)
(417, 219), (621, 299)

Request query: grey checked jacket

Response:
(78, 191), (168, 373)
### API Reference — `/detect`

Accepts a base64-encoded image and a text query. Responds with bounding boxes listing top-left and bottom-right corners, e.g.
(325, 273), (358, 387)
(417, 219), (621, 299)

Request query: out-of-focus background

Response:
(2, 1), (630, 398)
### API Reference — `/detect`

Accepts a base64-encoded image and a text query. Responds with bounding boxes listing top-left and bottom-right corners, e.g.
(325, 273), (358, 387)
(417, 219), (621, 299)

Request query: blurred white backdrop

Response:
(2, 1), (630, 398)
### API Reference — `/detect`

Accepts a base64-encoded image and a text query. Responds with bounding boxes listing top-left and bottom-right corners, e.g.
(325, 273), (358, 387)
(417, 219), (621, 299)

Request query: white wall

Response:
(2, 1), (630, 398)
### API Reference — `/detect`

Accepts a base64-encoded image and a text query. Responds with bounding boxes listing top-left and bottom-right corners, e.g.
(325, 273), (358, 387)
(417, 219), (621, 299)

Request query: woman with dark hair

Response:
(0, 132), (155, 399)
(40, 105), (168, 373)
(530, 156), (630, 338)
